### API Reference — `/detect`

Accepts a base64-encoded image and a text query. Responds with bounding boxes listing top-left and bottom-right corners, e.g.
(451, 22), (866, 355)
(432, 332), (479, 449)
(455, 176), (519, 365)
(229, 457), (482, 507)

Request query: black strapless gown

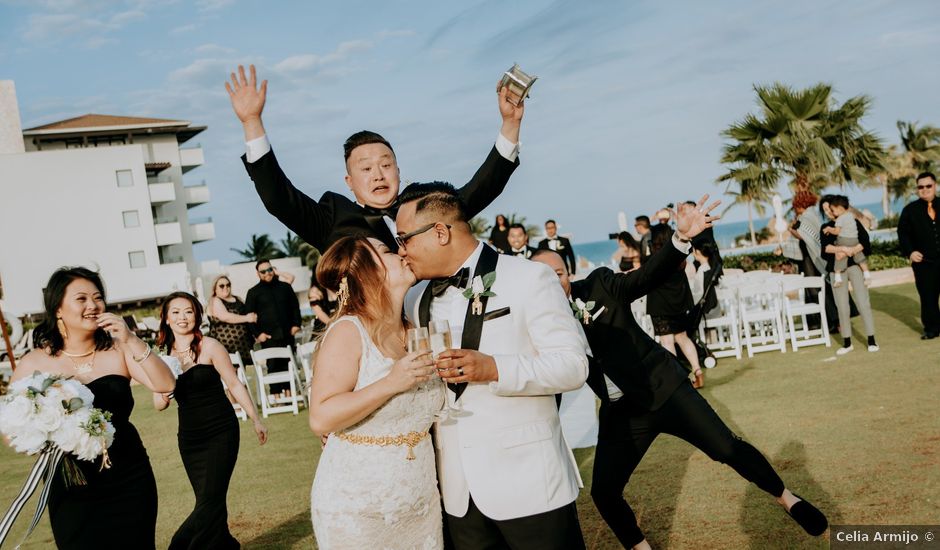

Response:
(169, 364), (240, 550)
(48, 374), (158, 550)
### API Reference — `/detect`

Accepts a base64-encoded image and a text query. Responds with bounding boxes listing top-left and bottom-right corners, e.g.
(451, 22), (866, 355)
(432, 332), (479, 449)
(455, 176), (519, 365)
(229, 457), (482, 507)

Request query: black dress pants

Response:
(590, 382), (785, 547)
(447, 496), (584, 550)
(913, 261), (940, 334)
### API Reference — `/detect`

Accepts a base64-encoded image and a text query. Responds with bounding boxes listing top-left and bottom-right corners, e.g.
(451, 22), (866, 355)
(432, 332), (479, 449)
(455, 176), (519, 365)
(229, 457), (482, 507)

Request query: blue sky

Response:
(2, 0), (939, 263)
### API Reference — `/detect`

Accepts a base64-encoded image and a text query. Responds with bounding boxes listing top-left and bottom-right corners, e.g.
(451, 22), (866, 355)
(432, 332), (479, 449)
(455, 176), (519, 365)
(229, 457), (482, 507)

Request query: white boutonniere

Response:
(571, 298), (605, 325)
(462, 272), (497, 315)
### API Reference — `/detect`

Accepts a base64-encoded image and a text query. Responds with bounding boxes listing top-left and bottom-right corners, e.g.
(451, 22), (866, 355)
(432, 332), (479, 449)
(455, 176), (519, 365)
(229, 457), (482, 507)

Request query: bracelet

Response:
(132, 346), (152, 364)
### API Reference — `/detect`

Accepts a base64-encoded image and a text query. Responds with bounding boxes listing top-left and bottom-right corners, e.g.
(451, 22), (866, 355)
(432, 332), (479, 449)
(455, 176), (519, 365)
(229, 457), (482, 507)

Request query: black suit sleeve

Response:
(456, 146), (519, 219)
(897, 205), (915, 256)
(599, 243), (687, 303)
(536, 239), (549, 250)
(244, 288), (259, 337)
(288, 285), (302, 329)
(241, 150), (335, 251)
(563, 238), (577, 275)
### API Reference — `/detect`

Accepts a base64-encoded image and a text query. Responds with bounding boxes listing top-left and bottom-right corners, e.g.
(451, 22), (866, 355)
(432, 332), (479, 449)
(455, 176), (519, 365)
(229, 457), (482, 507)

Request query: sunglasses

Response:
(258, 268), (274, 274)
(395, 222), (451, 250)
(917, 184), (935, 190)
(217, 283), (230, 289)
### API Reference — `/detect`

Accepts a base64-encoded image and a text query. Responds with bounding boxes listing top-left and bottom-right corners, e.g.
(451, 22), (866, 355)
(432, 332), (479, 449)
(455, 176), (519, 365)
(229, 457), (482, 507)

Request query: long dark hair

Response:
(157, 292), (204, 357)
(34, 267), (113, 356)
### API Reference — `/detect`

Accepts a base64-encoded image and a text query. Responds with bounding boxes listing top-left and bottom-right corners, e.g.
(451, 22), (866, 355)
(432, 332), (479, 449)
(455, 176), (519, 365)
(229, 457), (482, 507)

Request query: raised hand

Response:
(226, 65), (267, 141)
(675, 194), (721, 239)
(496, 79), (524, 144)
(96, 312), (133, 344)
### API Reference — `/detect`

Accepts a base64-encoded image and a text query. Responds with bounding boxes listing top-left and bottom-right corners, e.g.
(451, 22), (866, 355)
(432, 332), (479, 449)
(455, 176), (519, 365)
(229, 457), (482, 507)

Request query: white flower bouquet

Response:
(0, 371), (116, 546)
(0, 371), (115, 464)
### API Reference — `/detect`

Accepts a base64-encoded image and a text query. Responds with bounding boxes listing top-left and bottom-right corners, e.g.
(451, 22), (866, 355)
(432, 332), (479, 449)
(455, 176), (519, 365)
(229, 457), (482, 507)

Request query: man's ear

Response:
(436, 223), (452, 245)
(344, 173), (353, 191)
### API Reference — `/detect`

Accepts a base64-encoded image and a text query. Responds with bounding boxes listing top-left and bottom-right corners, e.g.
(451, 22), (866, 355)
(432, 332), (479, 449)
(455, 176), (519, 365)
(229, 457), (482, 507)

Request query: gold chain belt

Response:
(333, 430), (430, 460)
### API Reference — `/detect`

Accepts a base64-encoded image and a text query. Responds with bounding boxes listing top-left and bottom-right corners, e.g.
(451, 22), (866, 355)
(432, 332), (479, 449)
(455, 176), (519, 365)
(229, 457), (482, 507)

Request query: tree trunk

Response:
(882, 180), (892, 219)
(748, 200), (757, 245)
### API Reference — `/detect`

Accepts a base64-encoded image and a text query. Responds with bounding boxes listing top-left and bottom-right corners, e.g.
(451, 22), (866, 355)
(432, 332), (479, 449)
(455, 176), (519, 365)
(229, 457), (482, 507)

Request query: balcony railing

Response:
(184, 183), (210, 206)
(189, 218), (214, 243)
(154, 220), (183, 246)
(179, 146), (204, 174)
(148, 182), (175, 203)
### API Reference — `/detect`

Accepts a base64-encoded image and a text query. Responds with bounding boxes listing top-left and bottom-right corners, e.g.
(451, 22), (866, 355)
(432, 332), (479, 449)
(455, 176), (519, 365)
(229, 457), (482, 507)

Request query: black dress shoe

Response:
(921, 332), (939, 340)
(787, 495), (828, 536)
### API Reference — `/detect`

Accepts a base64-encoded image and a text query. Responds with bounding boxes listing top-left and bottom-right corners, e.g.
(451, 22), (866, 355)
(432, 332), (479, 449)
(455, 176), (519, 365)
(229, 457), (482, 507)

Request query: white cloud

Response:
(193, 43), (236, 55)
(14, 0), (154, 46)
(196, 0), (235, 12)
(170, 23), (199, 34)
(273, 40), (373, 74)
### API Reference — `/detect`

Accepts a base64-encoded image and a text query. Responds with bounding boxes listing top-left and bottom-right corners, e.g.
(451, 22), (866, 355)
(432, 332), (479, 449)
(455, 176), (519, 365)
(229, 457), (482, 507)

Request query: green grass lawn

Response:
(2, 282), (938, 549)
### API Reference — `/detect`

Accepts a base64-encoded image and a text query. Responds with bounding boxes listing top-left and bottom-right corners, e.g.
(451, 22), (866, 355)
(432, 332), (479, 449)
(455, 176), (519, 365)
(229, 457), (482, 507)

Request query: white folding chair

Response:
(249, 347), (302, 418)
(737, 282), (787, 357)
(781, 276), (831, 351)
(295, 341), (317, 392)
(224, 353), (251, 421)
(699, 287), (742, 360)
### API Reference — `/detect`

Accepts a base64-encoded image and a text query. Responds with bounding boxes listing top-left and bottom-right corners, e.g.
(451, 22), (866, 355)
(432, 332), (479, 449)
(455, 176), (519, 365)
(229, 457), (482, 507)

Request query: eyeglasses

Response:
(395, 222), (451, 250)
(917, 184), (935, 190)
(258, 268), (274, 274)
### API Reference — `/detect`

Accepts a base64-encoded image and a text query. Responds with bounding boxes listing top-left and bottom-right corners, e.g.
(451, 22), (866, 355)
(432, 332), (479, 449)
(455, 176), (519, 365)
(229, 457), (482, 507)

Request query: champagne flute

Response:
(406, 327), (430, 354)
(429, 321), (469, 419)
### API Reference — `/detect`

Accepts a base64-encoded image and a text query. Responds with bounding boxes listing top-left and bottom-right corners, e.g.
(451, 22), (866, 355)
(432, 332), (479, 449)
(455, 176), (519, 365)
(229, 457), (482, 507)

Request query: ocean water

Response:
(573, 199), (904, 269)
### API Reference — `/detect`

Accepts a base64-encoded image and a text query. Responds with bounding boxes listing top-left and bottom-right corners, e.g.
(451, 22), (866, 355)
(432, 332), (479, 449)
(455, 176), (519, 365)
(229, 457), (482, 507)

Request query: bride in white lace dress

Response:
(309, 237), (445, 550)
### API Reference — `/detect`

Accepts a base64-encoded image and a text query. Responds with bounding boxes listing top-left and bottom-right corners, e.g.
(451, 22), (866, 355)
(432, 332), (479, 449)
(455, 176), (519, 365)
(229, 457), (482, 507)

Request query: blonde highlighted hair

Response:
(316, 236), (408, 347)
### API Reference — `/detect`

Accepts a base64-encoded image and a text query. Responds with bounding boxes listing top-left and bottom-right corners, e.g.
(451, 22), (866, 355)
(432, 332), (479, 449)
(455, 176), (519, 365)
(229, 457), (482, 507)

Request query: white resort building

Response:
(0, 80), (216, 316)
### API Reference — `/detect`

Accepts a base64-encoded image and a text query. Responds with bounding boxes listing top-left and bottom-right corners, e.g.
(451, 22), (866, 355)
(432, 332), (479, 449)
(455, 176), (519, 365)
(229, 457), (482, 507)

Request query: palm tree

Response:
(717, 161), (777, 246)
(231, 234), (284, 262)
(721, 83), (884, 194)
(278, 232), (319, 267)
(898, 121), (940, 172)
(468, 217), (491, 239)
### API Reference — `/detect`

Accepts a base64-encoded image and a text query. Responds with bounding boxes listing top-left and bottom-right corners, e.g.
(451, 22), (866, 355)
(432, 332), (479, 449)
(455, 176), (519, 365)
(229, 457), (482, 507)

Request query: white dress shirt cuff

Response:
(495, 133), (520, 163)
(245, 134), (272, 163)
(672, 233), (693, 255)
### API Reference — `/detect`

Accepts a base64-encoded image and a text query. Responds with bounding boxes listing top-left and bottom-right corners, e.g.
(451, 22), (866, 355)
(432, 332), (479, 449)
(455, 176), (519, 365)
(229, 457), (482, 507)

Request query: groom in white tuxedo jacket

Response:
(395, 182), (589, 549)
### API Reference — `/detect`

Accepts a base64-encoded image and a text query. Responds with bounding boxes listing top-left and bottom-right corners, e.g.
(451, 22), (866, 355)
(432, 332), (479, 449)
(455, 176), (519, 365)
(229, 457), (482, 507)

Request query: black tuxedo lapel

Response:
(453, 244), (500, 399)
(362, 210), (397, 250)
(418, 282), (433, 329)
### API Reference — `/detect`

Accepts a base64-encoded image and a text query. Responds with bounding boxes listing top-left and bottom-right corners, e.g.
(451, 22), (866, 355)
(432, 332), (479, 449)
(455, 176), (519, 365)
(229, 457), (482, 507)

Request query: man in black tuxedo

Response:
(532, 197), (829, 548)
(225, 64), (524, 252)
(897, 172), (940, 340)
(245, 259), (301, 394)
(505, 223), (537, 259)
(537, 219), (577, 274)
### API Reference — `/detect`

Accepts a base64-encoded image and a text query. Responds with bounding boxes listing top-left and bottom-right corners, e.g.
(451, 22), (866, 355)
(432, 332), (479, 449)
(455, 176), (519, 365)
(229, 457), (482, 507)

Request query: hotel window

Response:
(128, 251), (146, 269)
(116, 169), (134, 188)
(122, 210), (140, 228)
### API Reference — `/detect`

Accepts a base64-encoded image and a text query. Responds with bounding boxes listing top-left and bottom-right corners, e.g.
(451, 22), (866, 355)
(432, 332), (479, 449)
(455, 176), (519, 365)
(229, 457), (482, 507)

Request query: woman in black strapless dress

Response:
(9, 267), (177, 549)
(154, 292), (268, 549)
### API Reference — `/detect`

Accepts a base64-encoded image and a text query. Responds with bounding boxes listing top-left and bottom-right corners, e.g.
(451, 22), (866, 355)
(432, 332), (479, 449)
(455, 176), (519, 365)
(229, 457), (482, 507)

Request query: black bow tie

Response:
(361, 203), (398, 218)
(430, 267), (470, 297)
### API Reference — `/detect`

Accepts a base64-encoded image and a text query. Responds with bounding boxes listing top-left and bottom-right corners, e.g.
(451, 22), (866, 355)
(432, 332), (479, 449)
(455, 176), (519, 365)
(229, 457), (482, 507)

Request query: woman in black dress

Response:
(10, 267), (176, 550)
(206, 275), (256, 365)
(154, 292), (268, 549)
(646, 225), (704, 388)
(488, 213), (510, 253)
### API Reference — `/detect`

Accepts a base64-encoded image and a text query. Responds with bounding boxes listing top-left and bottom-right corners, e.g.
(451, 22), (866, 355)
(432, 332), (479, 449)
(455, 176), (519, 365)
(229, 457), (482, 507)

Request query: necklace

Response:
(173, 346), (195, 369)
(63, 349), (96, 374)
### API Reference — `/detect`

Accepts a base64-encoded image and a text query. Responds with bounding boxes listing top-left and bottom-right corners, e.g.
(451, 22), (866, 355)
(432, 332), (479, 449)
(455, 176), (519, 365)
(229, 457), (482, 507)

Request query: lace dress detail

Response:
(311, 316), (445, 550)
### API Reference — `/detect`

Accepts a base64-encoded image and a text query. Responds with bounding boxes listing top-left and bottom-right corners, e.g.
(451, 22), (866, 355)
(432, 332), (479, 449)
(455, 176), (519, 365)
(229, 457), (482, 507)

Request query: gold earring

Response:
(57, 317), (70, 339)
